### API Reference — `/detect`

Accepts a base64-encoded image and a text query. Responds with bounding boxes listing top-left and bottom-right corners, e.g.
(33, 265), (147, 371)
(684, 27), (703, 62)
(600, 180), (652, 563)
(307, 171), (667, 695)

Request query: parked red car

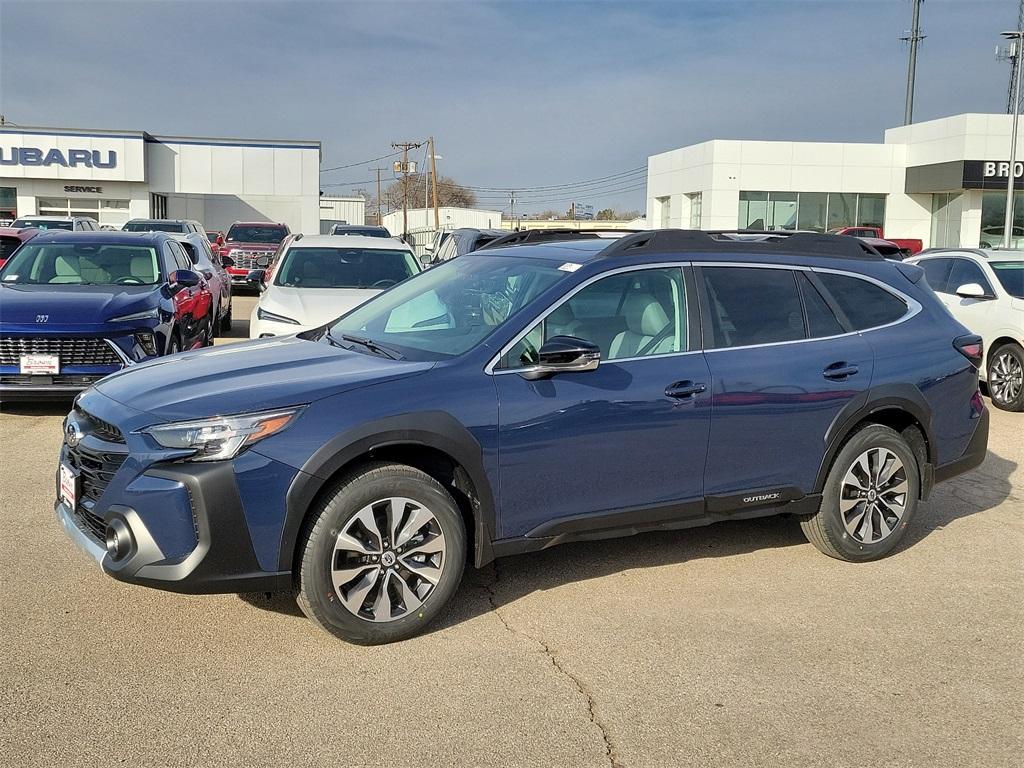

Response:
(220, 222), (290, 289)
(831, 226), (923, 256)
(206, 230), (225, 252)
(0, 226), (41, 269)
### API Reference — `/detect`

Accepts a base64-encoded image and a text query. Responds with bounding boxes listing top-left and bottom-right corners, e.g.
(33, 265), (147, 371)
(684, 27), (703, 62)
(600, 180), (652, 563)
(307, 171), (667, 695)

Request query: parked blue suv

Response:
(54, 230), (989, 644)
(0, 231), (213, 397)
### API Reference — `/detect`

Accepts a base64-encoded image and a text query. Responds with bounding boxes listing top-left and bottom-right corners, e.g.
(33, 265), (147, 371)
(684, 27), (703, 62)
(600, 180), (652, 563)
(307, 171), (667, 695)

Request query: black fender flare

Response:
(813, 384), (935, 495)
(278, 411), (497, 572)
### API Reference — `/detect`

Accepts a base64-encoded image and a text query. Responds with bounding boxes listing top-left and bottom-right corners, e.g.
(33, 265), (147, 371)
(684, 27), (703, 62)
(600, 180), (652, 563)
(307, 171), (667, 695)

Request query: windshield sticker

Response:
(559, 262), (582, 272)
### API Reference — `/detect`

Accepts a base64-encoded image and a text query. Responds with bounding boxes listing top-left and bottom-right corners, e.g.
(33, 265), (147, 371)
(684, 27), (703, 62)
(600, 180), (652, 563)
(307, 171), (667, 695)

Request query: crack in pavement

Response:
(482, 562), (624, 768)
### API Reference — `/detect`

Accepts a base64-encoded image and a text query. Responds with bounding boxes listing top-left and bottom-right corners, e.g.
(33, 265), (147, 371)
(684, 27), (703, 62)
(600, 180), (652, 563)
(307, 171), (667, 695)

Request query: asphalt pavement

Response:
(1, 293), (1021, 767)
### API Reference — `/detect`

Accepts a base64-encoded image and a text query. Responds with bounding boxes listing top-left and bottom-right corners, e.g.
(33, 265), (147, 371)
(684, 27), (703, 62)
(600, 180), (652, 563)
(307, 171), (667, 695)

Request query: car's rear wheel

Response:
(800, 424), (920, 562)
(296, 462), (466, 644)
(987, 343), (1024, 411)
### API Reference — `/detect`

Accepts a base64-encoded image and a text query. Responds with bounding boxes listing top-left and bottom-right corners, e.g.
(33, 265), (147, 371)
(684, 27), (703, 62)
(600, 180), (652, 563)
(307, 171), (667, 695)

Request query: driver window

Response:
(500, 267), (687, 369)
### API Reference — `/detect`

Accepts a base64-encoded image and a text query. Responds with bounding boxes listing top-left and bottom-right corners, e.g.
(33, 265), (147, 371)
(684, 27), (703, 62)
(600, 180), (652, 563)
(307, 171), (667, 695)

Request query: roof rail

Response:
(598, 229), (883, 260)
(915, 246), (988, 259)
(478, 228), (643, 250)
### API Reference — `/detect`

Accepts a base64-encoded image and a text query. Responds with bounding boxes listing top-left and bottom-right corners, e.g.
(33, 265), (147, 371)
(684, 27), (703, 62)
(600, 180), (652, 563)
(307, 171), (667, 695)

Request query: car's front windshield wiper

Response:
(327, 330), (405, 360)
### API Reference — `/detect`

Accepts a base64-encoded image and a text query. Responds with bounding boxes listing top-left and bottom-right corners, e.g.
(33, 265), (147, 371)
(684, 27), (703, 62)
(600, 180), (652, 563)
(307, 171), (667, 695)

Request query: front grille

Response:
(76, 405), (125, 443)
(0, 337), (121, 367)
(229, 250), (275, 269)
(1, 374), (106, 388)
(65, 443), (128, 541)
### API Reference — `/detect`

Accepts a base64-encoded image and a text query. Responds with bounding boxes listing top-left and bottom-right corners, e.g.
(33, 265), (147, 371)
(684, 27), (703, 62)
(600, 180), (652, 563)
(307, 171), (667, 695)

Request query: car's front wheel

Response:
(987, 343), (1024, 411)
(800, 424), (920, 562)
(297, 462), (466, 644)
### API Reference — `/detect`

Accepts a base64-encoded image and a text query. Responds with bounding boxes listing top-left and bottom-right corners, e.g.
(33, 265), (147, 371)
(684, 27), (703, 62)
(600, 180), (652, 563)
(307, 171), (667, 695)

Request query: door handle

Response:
(665, 380), (707, 399)
(823, 362), (859, 381)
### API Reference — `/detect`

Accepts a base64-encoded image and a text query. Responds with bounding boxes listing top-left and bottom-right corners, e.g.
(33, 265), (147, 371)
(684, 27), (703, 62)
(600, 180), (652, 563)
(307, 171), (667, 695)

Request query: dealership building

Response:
(646, 113), (1024, 249)
(0, 125), (321, 232)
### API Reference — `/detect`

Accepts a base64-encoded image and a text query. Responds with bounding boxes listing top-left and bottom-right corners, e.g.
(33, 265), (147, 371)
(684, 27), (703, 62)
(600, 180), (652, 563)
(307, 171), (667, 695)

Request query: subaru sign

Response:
(0, 147), (117, 169)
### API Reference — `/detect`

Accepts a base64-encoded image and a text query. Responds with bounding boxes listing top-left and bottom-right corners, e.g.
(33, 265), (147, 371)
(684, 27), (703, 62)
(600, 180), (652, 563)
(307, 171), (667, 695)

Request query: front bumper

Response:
(55, 397), (296, 594)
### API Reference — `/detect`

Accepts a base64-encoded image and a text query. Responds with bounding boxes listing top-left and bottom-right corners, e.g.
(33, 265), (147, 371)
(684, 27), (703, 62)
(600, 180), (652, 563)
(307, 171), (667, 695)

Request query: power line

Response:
(320, 149), (403, 174)
(471, 177), (648, 201)
(460, 166), (646, 192)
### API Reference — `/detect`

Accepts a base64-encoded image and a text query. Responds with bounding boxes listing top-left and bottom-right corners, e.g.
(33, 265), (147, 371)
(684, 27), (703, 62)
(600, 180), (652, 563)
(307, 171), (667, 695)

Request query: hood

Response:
(261, 285), (382, 328)
(0, 283), (160, 328)
(95, 334), (433, 422)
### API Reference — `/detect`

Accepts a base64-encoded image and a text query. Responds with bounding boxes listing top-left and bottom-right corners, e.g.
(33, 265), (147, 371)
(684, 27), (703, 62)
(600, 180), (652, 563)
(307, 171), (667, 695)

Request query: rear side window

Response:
(701, 267), (804, 348)
(918, 258), (953, 293)
(797, 272), (844, 338)
(816, 272), (908, 330)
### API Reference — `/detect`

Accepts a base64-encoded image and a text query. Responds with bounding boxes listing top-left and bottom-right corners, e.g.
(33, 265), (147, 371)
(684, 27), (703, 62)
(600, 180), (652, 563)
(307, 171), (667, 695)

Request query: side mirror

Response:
(246, 268), (266, 286)
(220, 255), (235, 268)
(955, 282), (993, 300)
(519, 336), (601, 381)
(424, 243), (435, 253)
(419, 253), (434, 268)
(168, 269), (201, 293)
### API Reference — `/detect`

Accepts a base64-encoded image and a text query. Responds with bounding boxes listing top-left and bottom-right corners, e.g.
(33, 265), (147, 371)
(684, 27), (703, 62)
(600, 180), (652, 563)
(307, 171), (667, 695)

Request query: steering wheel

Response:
(115, 276), (144, 285)
(372, 279), (397, 289)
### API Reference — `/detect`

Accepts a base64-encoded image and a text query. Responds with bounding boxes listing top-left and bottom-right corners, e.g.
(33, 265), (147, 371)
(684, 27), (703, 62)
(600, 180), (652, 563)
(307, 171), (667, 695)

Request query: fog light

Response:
(104, 518), (133, 561)
(135, 331), (158, 357)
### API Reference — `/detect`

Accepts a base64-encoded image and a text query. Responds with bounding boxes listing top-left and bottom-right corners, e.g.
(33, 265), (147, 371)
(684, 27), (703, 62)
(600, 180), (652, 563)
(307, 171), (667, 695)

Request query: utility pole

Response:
(429, 137), (440, 231)
(901, 0), (925, 125)
(1003, 30), (1024, 249)
(509, 191), (517, 225)
(372, 167), (387, 226)
(1004, 0), (1024, 113)
(392, 141), (423, 239)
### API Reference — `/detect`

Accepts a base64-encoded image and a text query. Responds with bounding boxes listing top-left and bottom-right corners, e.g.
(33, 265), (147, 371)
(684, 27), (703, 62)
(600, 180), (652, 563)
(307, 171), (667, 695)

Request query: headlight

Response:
(108, 308), (159, 323)
(257, 307), (300, 325)
(141, 407), (303, 461)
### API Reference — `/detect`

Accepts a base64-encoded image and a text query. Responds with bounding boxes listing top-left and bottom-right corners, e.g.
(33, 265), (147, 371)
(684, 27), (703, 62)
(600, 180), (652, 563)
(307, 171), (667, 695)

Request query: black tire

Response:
(987, 343), (1024, 412)
(220, 302), (233, 333)
(800, 424), (920, 562)
(296, 462), (466, 644)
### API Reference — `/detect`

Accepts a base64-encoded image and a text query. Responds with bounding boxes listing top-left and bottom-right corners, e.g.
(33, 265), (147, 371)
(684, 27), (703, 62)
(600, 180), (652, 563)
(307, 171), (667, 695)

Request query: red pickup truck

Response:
(831, 226), (923, 256)
(219, 221), (291, 289)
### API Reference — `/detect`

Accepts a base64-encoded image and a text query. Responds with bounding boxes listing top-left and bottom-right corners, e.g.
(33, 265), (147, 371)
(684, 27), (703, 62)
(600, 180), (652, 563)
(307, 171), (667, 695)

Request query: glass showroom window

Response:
(0, 186), (16, 221)
(931, 193), (963, 248)
(980, 191), (1024, 247)
(739, 192), (886, 233)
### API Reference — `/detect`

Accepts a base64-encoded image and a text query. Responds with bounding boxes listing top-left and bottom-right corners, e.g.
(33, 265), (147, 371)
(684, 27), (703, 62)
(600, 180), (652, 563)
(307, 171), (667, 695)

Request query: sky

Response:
(0, 0), (1017, 215)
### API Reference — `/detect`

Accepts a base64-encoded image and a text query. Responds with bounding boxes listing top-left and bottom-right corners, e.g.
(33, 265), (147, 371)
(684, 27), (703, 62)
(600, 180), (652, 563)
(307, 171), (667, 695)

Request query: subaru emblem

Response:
(65, 422), (83, 448)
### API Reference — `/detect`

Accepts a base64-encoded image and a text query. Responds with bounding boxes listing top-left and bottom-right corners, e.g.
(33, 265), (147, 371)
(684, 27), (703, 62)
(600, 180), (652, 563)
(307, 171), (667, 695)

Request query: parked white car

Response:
(908, 248), (1024, 411)
(249, 234), (421, 338)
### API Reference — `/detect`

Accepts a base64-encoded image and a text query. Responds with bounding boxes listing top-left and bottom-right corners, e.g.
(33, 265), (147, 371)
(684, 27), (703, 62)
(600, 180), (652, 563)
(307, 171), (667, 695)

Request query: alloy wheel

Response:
(989, 351), (1023, 406)
(331, 497), (446, 622)
(839, 448), (909, 544)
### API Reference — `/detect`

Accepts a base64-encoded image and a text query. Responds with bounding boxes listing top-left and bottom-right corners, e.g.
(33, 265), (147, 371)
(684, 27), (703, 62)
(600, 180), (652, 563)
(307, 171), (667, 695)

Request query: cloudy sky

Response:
(0, 0), (1015, 214)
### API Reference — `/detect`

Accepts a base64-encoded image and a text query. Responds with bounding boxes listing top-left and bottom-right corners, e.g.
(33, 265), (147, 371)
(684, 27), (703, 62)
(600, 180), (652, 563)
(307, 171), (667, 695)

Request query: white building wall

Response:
(319, 196), (366, 226)
(382, 207), (503, 234)
(0, 130), (146, 182)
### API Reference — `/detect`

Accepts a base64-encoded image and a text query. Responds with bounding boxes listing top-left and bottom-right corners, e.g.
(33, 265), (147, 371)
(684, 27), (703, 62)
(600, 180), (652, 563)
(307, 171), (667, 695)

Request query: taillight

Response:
(953, 334), (984, 369)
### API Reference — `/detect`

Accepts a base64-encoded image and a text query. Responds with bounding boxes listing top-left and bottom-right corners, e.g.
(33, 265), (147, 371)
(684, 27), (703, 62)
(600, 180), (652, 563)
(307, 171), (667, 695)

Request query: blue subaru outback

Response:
(55, 230), (989, 644)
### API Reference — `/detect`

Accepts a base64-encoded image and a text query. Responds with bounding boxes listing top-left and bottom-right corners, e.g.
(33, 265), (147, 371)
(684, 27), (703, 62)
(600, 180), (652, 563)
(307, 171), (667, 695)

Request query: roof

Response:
(288, 235), (410, 250)
(914, 247), (1024, 262)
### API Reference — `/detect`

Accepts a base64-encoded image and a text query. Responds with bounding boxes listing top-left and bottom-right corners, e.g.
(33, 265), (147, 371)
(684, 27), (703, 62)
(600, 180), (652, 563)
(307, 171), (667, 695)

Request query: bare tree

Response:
(370, 175), (477, 214)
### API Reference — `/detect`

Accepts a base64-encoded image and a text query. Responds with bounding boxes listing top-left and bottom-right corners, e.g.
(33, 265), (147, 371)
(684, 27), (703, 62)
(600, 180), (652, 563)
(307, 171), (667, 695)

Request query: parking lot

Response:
(0, 290), (1017, 767)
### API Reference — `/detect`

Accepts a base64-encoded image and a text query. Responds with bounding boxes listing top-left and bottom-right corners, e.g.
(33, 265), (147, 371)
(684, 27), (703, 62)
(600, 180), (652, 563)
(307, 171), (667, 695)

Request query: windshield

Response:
(227, 224), (287, 243)
(206, 232), (221, 242)
(328, 254), (569, 361)
(0, 242), (161, 285)
(123, 220), (185, 233)
(991, 261), (1024, 298)
(12, 218), (72, 230)
(275, 247), (418, 289)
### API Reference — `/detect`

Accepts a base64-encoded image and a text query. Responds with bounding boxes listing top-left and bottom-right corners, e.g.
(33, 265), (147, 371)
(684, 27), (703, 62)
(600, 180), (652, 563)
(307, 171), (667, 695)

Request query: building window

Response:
(739, 191), (886, 233)
(36, 196), (130, 228)
(0, 187), (16, 222)
(151, 193), (168, 219)
(932, 193), (964, 248)
(655, 196), (672, 228)
(686, 193), (702, 228)
(979, 191), (1023, 247)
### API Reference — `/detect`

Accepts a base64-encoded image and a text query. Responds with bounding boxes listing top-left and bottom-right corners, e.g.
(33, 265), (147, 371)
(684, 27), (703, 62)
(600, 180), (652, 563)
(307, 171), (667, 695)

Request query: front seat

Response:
(546, 302), (582, 338)
(608, 293), (672, 360)
(129, 254), (156, 283)
(49, 254), (81, 283)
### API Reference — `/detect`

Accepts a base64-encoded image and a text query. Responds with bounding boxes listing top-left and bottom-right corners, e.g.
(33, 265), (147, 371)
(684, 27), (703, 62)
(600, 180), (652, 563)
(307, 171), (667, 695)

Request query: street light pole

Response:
(1004, 30), (1024, 249)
